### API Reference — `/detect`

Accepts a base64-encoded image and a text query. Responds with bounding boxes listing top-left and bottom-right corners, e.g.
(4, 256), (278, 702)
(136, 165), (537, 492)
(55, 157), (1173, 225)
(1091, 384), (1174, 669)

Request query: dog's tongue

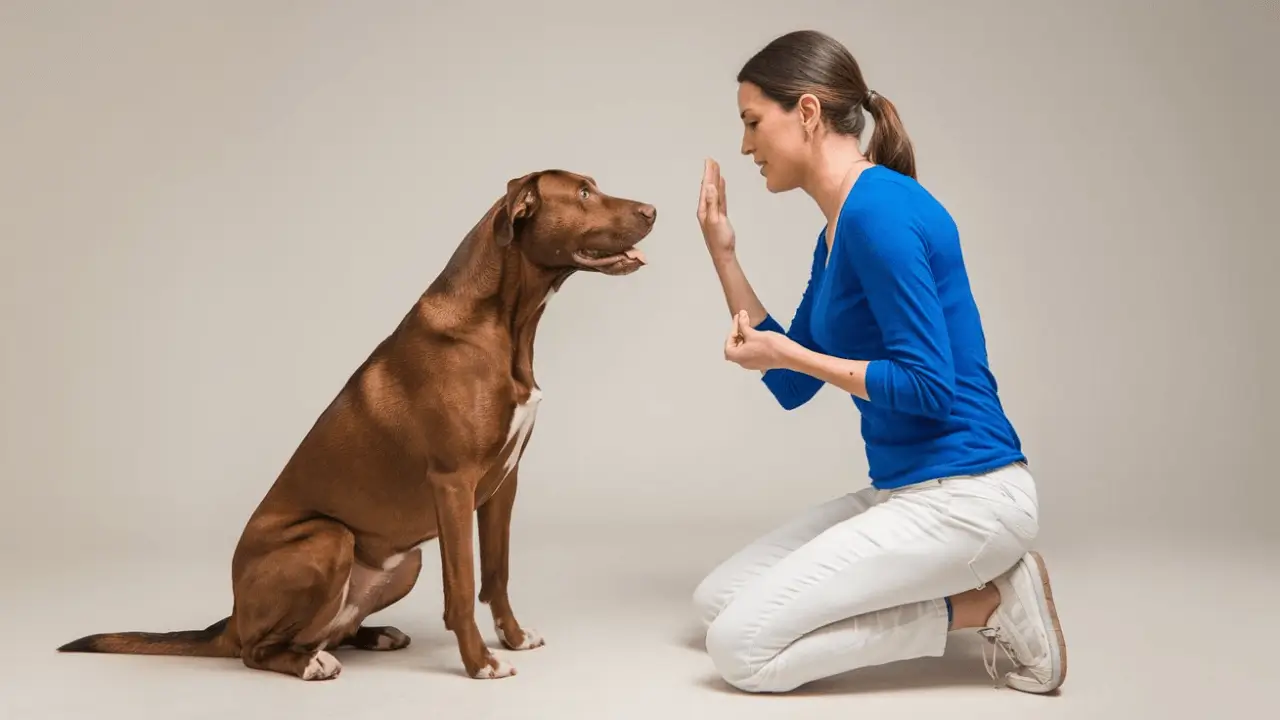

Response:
(624, 248), (647, 264)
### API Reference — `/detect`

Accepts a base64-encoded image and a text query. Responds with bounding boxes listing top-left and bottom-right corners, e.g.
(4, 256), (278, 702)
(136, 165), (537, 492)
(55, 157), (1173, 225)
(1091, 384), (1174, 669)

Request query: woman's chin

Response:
(763, 174), (790, 193)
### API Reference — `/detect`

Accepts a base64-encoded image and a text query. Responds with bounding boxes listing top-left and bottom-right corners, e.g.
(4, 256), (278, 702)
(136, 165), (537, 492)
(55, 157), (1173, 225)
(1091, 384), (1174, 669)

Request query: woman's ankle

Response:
(946, 584), (1001, 630)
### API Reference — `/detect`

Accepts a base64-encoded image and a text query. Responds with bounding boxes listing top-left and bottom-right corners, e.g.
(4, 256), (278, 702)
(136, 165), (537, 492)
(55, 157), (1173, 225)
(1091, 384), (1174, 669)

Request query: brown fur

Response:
(57, 169), (656, 680)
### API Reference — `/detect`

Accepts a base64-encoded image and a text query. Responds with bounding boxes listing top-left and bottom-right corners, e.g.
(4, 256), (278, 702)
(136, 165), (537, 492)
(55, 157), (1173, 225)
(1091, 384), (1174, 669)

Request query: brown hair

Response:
(737, 30), (917, 179)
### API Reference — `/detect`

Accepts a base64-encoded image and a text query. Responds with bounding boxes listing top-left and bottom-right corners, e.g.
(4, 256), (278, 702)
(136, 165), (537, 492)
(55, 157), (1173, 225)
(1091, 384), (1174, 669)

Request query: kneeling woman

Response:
(691, 29), (1066, 695)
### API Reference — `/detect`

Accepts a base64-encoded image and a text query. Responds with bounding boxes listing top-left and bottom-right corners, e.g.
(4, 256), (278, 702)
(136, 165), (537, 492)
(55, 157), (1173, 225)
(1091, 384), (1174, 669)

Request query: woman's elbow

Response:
(869, 360), (955, 418)
(762, 371), (821, 411)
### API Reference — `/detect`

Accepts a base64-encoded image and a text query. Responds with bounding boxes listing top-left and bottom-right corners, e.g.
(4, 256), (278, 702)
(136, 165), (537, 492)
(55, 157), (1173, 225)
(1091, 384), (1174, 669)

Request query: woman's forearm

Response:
(711, 252), (768, 325)
(779, 341), (871, 401)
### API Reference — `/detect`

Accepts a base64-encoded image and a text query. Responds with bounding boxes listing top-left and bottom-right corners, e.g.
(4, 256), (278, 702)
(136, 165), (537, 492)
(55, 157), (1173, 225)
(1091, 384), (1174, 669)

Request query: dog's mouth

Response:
(571, 246), (648, 275)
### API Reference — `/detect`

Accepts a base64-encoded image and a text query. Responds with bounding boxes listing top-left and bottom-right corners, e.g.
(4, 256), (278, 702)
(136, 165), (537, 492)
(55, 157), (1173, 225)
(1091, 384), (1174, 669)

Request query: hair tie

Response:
(864, 89), (878, 106)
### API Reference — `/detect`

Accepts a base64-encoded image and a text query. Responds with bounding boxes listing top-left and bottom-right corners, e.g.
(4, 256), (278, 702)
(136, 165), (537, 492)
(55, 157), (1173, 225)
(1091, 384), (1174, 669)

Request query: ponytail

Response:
(864, 91), (917, 179)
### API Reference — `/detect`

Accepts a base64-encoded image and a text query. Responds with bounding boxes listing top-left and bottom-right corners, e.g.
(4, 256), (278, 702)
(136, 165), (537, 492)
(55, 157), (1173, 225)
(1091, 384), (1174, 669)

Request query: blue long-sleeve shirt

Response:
(755, 165), (1025, 489)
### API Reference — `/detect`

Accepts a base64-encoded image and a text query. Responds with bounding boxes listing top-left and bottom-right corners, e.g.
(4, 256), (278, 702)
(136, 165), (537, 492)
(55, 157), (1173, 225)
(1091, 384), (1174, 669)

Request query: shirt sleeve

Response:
(841, 202), (957, 419)
(755, 238), (826, 410)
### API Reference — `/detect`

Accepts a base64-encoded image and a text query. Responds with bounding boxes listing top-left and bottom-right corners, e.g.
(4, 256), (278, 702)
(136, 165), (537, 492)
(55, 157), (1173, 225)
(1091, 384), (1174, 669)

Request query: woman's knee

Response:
(704, 609), (797, 693)
(705, 612), (760, 691)
(691, 570), (727, 630)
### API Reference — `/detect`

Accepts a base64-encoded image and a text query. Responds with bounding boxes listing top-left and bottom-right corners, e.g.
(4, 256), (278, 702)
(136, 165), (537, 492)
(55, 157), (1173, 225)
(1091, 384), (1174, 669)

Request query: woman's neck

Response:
(802, 135), (872, 227)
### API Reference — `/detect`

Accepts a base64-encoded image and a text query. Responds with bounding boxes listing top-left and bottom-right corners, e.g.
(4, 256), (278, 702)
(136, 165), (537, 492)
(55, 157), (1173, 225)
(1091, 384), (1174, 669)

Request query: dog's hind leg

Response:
(478, 468), (544, 651)
(339, 548), (423, 651)
(232, 519), (356, 681)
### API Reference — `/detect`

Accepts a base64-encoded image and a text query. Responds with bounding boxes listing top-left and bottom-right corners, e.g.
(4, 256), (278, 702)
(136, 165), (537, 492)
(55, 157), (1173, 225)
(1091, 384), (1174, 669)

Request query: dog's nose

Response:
(637, 204), (656, 222)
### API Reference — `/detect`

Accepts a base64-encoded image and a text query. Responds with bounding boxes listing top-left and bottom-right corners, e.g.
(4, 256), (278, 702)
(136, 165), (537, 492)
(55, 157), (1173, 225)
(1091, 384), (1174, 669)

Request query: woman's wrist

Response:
(708, 248), (769, 331)
(710, 249), (739, 269)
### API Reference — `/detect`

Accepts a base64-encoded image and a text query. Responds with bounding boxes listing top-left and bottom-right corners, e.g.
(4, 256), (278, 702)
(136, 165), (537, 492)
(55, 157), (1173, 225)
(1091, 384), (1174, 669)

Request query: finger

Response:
(703, 158), (713, 187)
(726, 317), (744, 348)
(697, 178), (707, 219)
(718, 173), (727, 215)
(736, 309), (751, 335)
(724, 328), (739, 358)
(705, 183), (719, 216)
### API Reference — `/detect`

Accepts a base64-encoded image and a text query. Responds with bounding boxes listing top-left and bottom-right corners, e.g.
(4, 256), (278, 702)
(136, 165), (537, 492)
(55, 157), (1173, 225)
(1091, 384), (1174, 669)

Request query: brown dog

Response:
(57, 169), (656, 681)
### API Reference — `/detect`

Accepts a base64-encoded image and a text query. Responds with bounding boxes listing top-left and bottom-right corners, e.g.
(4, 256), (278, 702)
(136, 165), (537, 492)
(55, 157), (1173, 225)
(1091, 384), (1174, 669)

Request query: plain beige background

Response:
(2, 1), (1275, 717)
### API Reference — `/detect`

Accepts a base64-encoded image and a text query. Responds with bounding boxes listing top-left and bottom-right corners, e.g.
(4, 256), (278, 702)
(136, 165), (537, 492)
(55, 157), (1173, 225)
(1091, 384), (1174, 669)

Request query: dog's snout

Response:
(636, 204), (656, 222)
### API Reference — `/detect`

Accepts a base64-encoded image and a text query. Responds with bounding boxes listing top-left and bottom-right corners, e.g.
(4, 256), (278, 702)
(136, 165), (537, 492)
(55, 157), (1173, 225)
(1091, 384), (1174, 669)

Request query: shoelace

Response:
(978, 626), (1019, 689)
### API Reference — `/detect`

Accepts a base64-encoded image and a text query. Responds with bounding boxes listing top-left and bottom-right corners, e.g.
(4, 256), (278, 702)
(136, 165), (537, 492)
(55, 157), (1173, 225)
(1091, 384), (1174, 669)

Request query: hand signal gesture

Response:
(697, 158), (736, 260)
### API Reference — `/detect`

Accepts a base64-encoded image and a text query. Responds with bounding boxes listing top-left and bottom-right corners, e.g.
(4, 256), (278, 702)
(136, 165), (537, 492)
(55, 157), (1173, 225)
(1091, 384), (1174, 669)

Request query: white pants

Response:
(692, 462), (1040, 693)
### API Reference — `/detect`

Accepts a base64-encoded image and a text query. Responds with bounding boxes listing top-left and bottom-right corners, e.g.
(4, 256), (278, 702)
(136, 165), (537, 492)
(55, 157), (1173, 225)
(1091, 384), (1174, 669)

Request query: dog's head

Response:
(491, 169), (656, 276)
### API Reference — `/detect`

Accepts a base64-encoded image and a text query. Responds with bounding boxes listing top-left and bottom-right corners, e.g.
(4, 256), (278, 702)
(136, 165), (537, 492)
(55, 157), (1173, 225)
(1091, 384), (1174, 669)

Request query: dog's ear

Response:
(493, 172), (543, 248)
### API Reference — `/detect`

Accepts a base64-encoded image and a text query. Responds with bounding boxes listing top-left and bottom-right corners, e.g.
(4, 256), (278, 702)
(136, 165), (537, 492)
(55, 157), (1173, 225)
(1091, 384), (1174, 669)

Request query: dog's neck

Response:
(418, 205), (572, 390)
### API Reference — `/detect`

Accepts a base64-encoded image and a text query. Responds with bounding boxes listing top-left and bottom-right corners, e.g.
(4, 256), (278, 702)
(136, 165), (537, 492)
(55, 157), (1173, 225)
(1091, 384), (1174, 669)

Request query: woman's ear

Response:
(797, 93), (822, 139)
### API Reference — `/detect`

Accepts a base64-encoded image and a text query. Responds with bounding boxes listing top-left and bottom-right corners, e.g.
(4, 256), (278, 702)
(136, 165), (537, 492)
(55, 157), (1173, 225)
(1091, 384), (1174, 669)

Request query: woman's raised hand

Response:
(697, 158), (736, 261)
(695, 157), (769, 329)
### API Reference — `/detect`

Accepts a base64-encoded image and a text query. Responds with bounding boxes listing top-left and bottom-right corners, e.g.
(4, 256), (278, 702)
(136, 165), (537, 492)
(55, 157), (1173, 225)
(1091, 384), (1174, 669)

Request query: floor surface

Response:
(2, 523), (1270, 719)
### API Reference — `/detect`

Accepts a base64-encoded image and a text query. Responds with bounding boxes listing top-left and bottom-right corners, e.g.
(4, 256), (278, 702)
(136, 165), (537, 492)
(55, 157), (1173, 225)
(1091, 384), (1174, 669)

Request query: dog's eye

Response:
(579, 188), (591, 201)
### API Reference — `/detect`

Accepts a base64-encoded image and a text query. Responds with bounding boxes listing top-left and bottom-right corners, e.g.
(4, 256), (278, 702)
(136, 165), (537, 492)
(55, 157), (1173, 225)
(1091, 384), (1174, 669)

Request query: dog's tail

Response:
(57, 615), (238, 658)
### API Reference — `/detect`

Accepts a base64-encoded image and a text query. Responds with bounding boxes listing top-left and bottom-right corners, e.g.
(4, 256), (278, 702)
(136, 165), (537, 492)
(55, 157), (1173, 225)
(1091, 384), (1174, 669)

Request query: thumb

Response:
(736, 310), (753, 335)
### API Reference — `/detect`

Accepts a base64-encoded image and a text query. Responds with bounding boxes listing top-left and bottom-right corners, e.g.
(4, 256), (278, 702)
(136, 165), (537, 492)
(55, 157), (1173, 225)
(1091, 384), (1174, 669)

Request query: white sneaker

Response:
(979, 551), (1067, 693)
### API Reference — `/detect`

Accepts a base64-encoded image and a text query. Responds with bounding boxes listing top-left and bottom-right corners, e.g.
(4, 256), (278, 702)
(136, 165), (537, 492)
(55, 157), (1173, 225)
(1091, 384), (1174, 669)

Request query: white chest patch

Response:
(503, 387), (541, 475)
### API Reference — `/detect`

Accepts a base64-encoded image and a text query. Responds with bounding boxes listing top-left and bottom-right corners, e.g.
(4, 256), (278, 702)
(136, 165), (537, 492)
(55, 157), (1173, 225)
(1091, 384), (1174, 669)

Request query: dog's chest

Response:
(504, 388), (541, 468)
(481, 387), (541, 495)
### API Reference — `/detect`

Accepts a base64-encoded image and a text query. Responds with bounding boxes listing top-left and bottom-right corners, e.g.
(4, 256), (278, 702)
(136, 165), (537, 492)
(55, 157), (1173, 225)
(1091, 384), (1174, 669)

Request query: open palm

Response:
(697, 158), (735, 258)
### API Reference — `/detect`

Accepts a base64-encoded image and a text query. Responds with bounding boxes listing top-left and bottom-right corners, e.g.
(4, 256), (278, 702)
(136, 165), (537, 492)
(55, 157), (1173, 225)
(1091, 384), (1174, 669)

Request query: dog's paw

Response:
(372, 627), (411, 651)
(472, 654), (516, 679)
(302, 650), (342, 681)
(347, 625), (411, 651)
(496, 621), (545, 651)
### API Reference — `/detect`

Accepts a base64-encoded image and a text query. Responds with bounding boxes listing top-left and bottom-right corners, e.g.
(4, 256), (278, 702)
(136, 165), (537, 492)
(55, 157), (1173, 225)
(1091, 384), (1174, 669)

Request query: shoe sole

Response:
(1015, 550), (1067, 693)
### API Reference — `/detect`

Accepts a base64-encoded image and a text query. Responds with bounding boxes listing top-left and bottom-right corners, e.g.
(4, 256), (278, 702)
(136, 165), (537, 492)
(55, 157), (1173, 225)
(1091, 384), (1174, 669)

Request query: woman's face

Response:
(737, 81), (809, 193)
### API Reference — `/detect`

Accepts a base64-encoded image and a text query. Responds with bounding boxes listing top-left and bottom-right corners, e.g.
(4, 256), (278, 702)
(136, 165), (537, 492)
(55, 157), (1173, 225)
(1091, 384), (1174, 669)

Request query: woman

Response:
(692, 30), (1067, 695)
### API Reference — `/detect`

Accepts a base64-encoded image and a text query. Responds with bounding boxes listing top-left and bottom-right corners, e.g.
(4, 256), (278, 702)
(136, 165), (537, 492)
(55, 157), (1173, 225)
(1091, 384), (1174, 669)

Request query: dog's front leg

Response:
(479, 467), (544, 651)
(433, 473), (514, 679)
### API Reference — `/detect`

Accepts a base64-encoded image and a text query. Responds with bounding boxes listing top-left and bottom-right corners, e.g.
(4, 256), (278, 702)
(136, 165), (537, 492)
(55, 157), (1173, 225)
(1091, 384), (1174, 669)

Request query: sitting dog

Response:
(58, 169), (656, 680)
